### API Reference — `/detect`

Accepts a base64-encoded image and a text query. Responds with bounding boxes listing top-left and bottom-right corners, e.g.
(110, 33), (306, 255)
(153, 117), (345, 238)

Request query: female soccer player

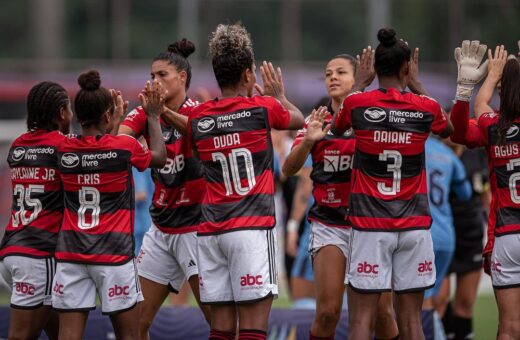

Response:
(451, 43), (520, 340)
(52, 70), (166, 340)
(118, 39), (210, 338)
(331, 28), (453, 340)
(283, 52), (399, 340)
(0, 81), (72, 340)
(186, 23), (304, 340)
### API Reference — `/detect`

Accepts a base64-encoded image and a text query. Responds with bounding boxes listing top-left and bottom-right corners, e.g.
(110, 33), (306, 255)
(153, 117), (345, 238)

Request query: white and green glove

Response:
(454, 40), (488, 101)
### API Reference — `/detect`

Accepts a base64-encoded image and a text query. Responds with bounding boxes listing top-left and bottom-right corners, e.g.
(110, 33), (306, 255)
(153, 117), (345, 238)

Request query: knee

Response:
(454, 296), (474, 315)
(316, 303), (341, 327)
(139, 315), (153, 333)
(499, 318), (520, 338)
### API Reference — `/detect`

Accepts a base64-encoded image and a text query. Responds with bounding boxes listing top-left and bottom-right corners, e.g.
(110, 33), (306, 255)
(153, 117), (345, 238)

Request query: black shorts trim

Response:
(200, 299), (235, 306)
(10, 302), (44, 310)
(167, 283), (179, 294)
(495, 230), (520, 237)
(197, 226), (275, 237)
(102, 301), (138, 315)
(53, 306), (96, 313)
(493, 283), (520, 290)
(394, 283), (435, 294)
(351, 226), (430, 232)
(348, 283), (392, 294)
(235, 291), (275, 305)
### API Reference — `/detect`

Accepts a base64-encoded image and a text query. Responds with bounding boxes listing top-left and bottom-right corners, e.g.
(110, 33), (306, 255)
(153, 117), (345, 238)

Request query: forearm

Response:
(282, 141), (313, 177)
(474, 77), (498, 119)
(147, 116), (167, 168)
(277, 95), (304, 130)
(288, 168), (312, 225)
(161, 108), (188, 135)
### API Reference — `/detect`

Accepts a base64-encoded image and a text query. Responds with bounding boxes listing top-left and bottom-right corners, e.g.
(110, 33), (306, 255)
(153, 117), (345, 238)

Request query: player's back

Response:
(0, 130), (65, 259)
(343, 88), (448, 230)
(56, 134), (151, 265)
(189, 95), (290, 234)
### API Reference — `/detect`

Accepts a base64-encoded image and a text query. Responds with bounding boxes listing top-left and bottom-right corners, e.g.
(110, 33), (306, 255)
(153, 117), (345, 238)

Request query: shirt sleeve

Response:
(120, 108), (147, 137)
(430, 102), (449, 135)
(450, 100), (484, 148)
(261, 96), (291, 130)
(125, 136), (152, 171)
(291, 120), (308, 149)
(331, 97), (352, 135)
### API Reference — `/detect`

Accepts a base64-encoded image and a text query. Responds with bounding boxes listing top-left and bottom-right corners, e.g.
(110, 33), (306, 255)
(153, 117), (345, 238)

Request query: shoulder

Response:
(180, 98), (201, 115)
(125, 106), (145, 121)
(478, 111), (499, 127)
(342, 91), (367, 106)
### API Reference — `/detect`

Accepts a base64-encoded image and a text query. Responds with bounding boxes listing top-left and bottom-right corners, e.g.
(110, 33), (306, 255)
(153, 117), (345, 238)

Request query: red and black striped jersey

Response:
(121, 98), (205, 234)
(333, 88), (448, 231)
(293, 113), (355, 227)
(55, 134), (152, 265)
(188, 95), (291, 235)
(0, 130), (65, 259)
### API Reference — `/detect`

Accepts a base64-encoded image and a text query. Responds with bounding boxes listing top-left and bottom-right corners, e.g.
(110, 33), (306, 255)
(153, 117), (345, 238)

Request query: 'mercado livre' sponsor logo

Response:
(61, 153), (80, 168)
(364, 107), (387, 122)
(12, 147), (26, 161)
(197, 117), (216, 133)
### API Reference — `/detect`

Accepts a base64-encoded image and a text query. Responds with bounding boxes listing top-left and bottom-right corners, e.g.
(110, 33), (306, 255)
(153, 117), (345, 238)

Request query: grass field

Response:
(0, 290), (498, 339)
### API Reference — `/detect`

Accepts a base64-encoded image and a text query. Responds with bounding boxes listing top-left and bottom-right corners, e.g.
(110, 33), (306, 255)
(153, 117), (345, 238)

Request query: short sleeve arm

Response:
(449, 100), (484, 148)
(120, 108), (147, 137)
(263, 96), (291, 130)
(430, 102), (449, 135)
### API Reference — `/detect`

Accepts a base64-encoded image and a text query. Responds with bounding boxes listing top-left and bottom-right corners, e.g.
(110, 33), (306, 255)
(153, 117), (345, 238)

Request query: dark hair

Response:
(374, 28), (411, 77)
(26, 81), (69, 132)
(330, 54), (357, 73)
(497, 58), (520, 144)
(209, 23), (254, 90)
(154, 38), (195, 90)
(74, 70), (113, 126)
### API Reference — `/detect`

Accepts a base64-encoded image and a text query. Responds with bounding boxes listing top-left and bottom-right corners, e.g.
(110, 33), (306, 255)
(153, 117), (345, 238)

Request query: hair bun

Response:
(168, 38), (195, 58)
(377, 28), (397, 48)
(78, 70), (101, 91)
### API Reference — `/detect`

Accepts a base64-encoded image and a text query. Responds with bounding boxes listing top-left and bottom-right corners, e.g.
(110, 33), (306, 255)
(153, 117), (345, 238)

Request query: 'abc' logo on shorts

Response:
(108, 284), (130, 297)
(357, 261), (379, 274)
(53, 282), (64, 295)
(15, 282), (35, 295)
(61, 153), (80, 168)
(240, 274), (263, 286)
(197, 117), (215, 133)
(417, 260), (433, 273)
(364, 107), (387, 122)
(12, 147), (26, 162)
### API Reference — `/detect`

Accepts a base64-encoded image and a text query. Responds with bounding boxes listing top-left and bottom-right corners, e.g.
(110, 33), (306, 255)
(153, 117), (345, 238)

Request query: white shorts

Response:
(491, 234), (520, 289)
(197, 229), (278, 304)
(348, 229), (436, 293)
(2, 256), (55, 309)
(309, 221), (351, 284)
(137, 225), (198, 293)
(52, 260), (143, 314)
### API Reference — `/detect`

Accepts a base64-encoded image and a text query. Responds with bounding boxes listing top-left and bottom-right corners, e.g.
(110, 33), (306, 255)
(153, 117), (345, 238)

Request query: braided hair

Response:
(26, 81), (69, 132)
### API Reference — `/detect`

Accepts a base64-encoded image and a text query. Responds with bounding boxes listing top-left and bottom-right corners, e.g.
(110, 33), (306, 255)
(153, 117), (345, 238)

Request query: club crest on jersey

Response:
(61, 153), (80, 168)
(506, 125), (519, 139)
(364, 107), (386, 122)
(12, 147), (26, 161)
(197, 117), (215, 133)
(344, 128), (353, 137)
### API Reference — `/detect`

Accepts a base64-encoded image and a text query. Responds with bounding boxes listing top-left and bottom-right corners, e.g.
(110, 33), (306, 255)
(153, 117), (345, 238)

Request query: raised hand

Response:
(454, 40), (488, 101)
(110, 89), (128, 123)
(407, 47), (429, 95)
(303, 106), (331, 143)
(139, 80), (165, 119)
(258, 61), (285, 99)
(353, 46), (375, 91)
(487, 45), (508, 83)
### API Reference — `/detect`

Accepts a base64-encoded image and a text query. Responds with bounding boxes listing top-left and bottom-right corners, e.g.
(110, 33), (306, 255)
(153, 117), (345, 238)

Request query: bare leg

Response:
(138, 276), (170, 340)
(347, 286), (380, 340)
(57, 312), (89, 340)
(495, 287), (520, 340)
(188, 274), (211, 324)
(395, 291), (425, 340)
(374, 292), (399, 339)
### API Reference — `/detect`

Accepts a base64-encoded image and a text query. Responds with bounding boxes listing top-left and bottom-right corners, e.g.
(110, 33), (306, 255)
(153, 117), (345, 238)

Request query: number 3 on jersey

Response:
(212, 148), (256, 196)
(378, 150), (402, 196)
(78, 187), (100, 229)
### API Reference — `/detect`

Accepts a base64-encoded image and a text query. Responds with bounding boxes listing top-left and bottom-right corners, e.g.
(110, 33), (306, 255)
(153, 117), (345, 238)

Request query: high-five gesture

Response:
(139, 80), (166, 119)
(487, 45), (509, 83)
(109, 89), (128, 135)
(352, 46), (375, 92)
(408, 47), (430, 96)
(454, 40), (488, 101)
(256, 61), (285, 99)
(303, 107), (332, 143)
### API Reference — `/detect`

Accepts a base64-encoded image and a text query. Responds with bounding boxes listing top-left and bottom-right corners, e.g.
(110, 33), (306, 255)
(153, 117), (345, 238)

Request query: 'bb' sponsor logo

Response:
(15, 282), (35, 295)
(197, 117), (215, 133)
(357, 261), (379, 274)
(240, 274), (263, 286)
(12, 147), (26, 161)
(61, 153), (80, 168)
(418, 261), (433, 273)
(364, 107), (386, 122)
(53, 282), (64, 295)
(108, 284), (130, 297)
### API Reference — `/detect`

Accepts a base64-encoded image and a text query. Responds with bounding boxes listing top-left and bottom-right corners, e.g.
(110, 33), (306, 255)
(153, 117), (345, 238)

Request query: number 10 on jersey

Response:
(212, 148), (256, 196)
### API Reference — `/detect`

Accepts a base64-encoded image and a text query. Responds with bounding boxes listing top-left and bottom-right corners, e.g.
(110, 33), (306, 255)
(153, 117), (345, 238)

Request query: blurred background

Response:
(0, 0), (518, 338)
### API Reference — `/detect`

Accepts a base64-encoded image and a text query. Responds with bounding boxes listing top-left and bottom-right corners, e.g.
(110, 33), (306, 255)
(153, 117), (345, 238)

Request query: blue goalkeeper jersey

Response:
(426, 137), (471, 251)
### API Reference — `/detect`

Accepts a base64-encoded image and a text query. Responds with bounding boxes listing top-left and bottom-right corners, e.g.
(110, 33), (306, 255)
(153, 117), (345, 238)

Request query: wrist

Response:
(287, 219), (299, 232)
(455, 83), (474, 101)
(301, 137), (316, 148)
